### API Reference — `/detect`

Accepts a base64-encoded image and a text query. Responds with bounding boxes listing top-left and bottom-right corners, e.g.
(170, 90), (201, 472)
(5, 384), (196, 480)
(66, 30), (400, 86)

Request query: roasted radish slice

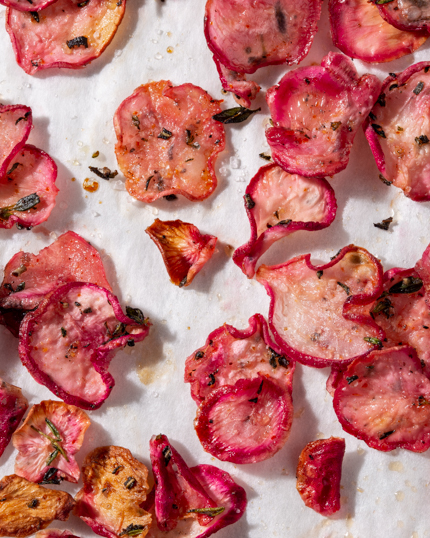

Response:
(74, 446), (151, 538)
(13, 400), (90, 484)
(256, 245), (384, 368)
(114, 81), (225, 203)
(372, 0), (430, 32)
(334, 346), (430, 452)
(296, 437), (345, 516)
(195, 375), (293, 464)
(0, 379), (28, 458)
(185, 314), (294, 404)
(0, 0), (57, 11)
(6, 0), (126, 75)
(19, 283), (150, 410)
(0, 105), (32, 179)
(213, 57), (260, 109)
(0, 474), (75, 537)
(365, 63), (430, 201)
(36, 530), (80, 538)
(233, 164), (337, 278)
(266, 52), (381, 177)
(329, 0), (428, 64)
(146, 219), (217, 288)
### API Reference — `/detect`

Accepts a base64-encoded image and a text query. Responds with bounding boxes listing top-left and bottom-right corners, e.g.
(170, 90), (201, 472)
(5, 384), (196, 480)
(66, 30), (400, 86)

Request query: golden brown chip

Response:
(0, 474), (75, 537)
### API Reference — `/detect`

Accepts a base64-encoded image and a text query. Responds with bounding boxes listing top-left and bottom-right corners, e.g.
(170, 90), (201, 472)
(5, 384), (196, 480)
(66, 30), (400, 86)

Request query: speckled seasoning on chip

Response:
(0, 378), (28, 458)
(372, 0), (430, 33)
(0, 104), (32, 179)
(114, 81), (225, 202)
(266, 52), (381, 177)
(256, 245), (384, 368)
(233, 164), (337, 278)
(146, 219), (217, 288)
(18, 282), (150, 410)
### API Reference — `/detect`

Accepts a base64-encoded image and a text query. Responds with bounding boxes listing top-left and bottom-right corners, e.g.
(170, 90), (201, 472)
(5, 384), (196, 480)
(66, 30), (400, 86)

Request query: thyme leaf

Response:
(0, 193), (40, 220)
(388, 277), (423, 294)
(88, 166), (118, 180)
(212, 106), (260, 124)
(125, 306), (148, 325)
(337, 282), (351, 295)
(66, 36), (88, 49)
(364, 337), (382, 346)
(188, 507), (225, 517)
(158, 128), (173, 140)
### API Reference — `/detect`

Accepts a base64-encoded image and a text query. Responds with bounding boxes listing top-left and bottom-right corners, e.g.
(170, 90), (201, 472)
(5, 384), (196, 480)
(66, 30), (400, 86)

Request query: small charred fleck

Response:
(269, 355), (277, 368)
(330, 249), (342, 261)
(83, 307), (92, 314)
(304, 78), (311, 85)
(15, 282), (25, 292)
(29, 6), (38, 16)
(371, 124), (386, 138)
(418, 395), (430, 406)
(278, 355), (289, 368)
(15, 111), (31, 125)
(158, 128), (173, 140)
(195, 350), (204, 360)
(337, 282), (351, 295)
(248, 397), (258, 403)
(40, 468), (61, 484)
(415, 135), (429, 146)
(179, 276), (188, 288)
(66, 36), (88, 49)
(75, 302), (81, 307)
(331, 121), (341, 131)
(316, 270), (323, 279)
(369, 112), (377, 121)
(145, 175), (153, 190)
(346, 375), (358, 384)
(389, 72), (397, 77)
(124, 476), (136, 489)
(259, 152), (272, 161)
(89, 166), (118, 180)
(208, 373), (216, 386)
(61, 327), (67, 338)
(389, 276), (423, 294)
(78, 0), (89, 6)
(6, 162), (21, 175)
(31, 60), (39, 67)
(377, 93), (386, 107)
(112, 465), (124, 475)
(373, 217), (393, 231)
(379, 174), (392, 186)
(425, 66), (430, 74)
(244, 193), (255, 209)
(163, 445), (172, 466)
(379, 430), (395, 440)
(413, 82), (424, 95)
(127, 339), (135, 347)
(163, 194), (177, 201)
(275, 2), (286, 33)
(27, 499), (39, 508)
(389, 83), (398, 91)
(424, 326), (429, 329)
(257, 380), (264, 394)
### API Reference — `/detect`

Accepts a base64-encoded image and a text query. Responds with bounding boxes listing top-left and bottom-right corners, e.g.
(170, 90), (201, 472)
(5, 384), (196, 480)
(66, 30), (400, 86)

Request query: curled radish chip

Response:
(213, 56), (260, 108)
(13, 400), (90, 484)
(233, 164), (337, 278)
(266, 52), (382, 177)
(0, 474), (75, 537)
(364, 63), (430, 201)
(36, 530), (80, 538)
(256, 245), (384, 368)
(0, 378), (28, 458)
(329, 0), (428, 64)
(0, 0), (57, 11)
(184, 314), (294, 404)
(114, 81), (225, 203)
(0, 105), (32, 178)
(74, 446), (152, 538)
(145, 219), (217, 288)
(149, 434), (217, 531)
(372, 0), (430, 32)
(19, 283), (150, 410)
(334, 346), (430, 452)
(195, 375), (293, 464)
(204, 0), (322, 74)
(0, 145), (58, 230)
(6, 0), (126, 75)
(296, 437), (345, 516)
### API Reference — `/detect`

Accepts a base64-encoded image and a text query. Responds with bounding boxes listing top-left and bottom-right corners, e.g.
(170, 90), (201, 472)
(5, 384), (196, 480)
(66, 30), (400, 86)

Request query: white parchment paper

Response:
(1, 2), (430, 537)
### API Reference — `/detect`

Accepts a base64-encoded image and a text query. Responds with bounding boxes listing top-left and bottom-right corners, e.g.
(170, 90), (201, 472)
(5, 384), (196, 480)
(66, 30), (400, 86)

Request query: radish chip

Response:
(18, 283), (150, 410)
(13, 400), (90, 484)
(233, 164), (337, 278)
(6, 0), (126, 75)
(329, 0), (428, 64)
(213, 56), (260, 109)
(372, 0), (430, 32)
(256, 246), (384, 368)
(114, 81), (225, 203)
(266, 52), (381, 177)
(334, 346), (430, 452)
(0, 105), (32, 179)
(364, 62), (430, 201)
(146, 219), (217, 288)
(296, 437), (345, 516)
(0, 0), (57, 11)
(36, 530), (80, 538)
(0, 378), (28, 458)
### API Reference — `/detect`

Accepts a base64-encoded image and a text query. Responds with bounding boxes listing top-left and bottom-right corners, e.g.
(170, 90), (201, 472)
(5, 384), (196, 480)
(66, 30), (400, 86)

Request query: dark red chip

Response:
(0, 378), (28, 458)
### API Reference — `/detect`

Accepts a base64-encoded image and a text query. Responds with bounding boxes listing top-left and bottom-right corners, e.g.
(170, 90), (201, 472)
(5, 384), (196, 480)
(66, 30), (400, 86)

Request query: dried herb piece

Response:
(16, 282), (25, 292)
(89, 166), (118, 180)
(364, 337), (382, 346)
(27, 499), (39, 508)
(158, 128), (173, 140)
(346, 375), (358, 384)
(195, 350), (204, 360)
(212, 106), (260, 124)
(124, 476), (136, 489)
(125, 306), (147, 325)
(379, 174), (392, 186)
(6, 162), (21, 175)
(244, 193), (255, 209)
(389, 277), (423, 294)
(248, 397), (258, 403)
(185, 129), (199, 149)
(61, 327), (67, 337)
(377, 93), (386, 107)
(372, 297), (393, 318)
(331, 121), (341, 131)
(372, 124), (386, 138)
(15, 111), (31, 125)
(316, 270), (323, 279)
(40, 467), (62, 484)
(337, 282), (351, 295)
(415, 135), (429, 146)
(389, 83), (398, 91)
(66, 36), (88, 49)
(163, 194), (177, 201)
(208, 373), (216, 386)
(162, 445), (172, 466)
(132, 115), (140, 130)
(413, 82), (425, 95)
(78, 0), (89, 6)
(119, 524), (146, 536)
(112, 465), (124, 475)
(259, 153), (272, 161)
(376, 0), (394, 3)
(379, 430), (395, 439)
(187, 506), (225, 517)
(30, 11), (39, 22)
(0, 193), (40, 221)
(92, 151), (99, 158)
(373, 217), (393, 231)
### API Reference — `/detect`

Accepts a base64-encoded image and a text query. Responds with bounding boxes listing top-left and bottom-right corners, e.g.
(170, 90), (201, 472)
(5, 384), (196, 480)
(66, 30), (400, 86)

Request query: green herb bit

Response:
(364, 337), (382, 346)
(373, 217), (393, 231)
(0, 193), (40, 220)
(31, 418), (69, 464)
(415, 135), (429, 146)
(61, 327), (67, 337)
(132, 115), (140, 130)
(212, 106), (261, 124)
(92, 151), (99, 158)
(371, 124), (386, 138)
(316, 270), (323, 279)
(389, 277), (423, 294)
(372, 297), (393, 318)
(259, 153), (272, 161)
(46, 448), (60, 466)
(158, 128), (173, 140)
(119, 525), (146, 537)
(413, 82), (424, 95)
(376, 0), (394, 4)
(126, 306), (148, 325)
(188, 507), (225, 517)
(330, 121), (341, 131)
(337, 282), (351, 295)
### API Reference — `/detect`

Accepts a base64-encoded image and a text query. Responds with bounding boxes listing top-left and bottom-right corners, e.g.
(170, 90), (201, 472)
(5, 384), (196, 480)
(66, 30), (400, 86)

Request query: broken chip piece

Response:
(296, 437), (345, 516)
(0, 474), (75, 537)
(114, 81), (225, 202)
(13, 400), (91, 484)
(18, 282), (150, 410)
(36, 530), (80, 538)
(0, 378), (28, 458)
(256, 245), (384, 367)
(146, 219), (217, 288)
(266, 52), (382, 177)
(233, 164), (337, 278)
(0, 104), (32, 179)
(213, 56), (260, 109)
(74, 446), (152, 538)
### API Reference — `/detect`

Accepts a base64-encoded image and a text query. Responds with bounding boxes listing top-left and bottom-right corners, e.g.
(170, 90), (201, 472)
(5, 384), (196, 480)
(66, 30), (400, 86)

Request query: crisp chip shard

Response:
(0, 378), (28, 458)
(13, 400), (91, 484)
(114, 81), (225, 202)
(0, 104), (32, 179)
(18, 282), (150, 410)
(213, 56), (260, 108)
(256, 245), (384, 367)
(74, 446), (152, 538)
(266, 52), (382, 177)
(296, 437), (345, 516)
(233, 164), (337, 278)
(0, 474), (75, 537)
(372, 0), (430, 32)
(146, 219), (217, 287)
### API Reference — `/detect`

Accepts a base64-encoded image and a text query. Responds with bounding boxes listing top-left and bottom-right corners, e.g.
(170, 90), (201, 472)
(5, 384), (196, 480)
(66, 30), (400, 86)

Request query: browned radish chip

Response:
(266, 52), (382, 177)
(233, 164), (337, 278)
(256, 245), (384, 368)
(184, 314), (294, 404)
(213, 56), (260, 108)
(19, 283), (151, 410)
(195, 375), (293, 464)
(0, 145), (58, 229)
(36, 530), (80, 538)
(0, 378), (28, 458)
(329, 0), (428, 63)
(114, 81), (225, 203)
(372, 0), (430, 32)
(296, 437), (345, 516)
(364, 62), (430, 201)
(145, 219), (217, 288)
(6, 0), (125, 75)
(0, 105), (32, 179)
(13, 400), (90, 484)
(74, 446), (152, 538)
(0, 474), (75, 537)
(334, 346), (430, 451)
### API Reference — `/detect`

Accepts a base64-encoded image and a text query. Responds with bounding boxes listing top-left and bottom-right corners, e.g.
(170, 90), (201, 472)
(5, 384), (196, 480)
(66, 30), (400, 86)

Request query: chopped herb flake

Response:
(188, 507), (225, 517)
(61, 327), (67, 337)
(379, 174), (392, 186)
(244, 193), (255, 209)
(346, 375), (358, 384)
(162, 445), (172, 466)
(0, 193), (40, 221)
(89, 166), (118, 180)
(379, 430), (395, 440)
(364, 337), (382, 346)
(158, 128), (173, 140)
(124, 476), (136, 489)
(372, 124), (386, 138)
(212, 106), (260, 124)
(389, 277), (423, 294)
(337, 282), (351, 295)
(413, 82), (424, 95)
(119, 525), (146, 537)
(316, 270), (323, 279)
(66, 36), (88, 49)
(415, 135), (429, 146)
(331, 121), (341, 131)
(126, 306), (148, 325)
(259, 152), (272, 161)
(373, 217), (393, 231)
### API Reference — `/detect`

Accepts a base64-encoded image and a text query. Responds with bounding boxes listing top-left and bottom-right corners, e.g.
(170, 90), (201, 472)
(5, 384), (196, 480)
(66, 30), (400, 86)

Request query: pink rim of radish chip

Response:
(0, 105), (32, 179)
(372, 0), (430, 33)
(36, 530), (81, 538)
(213, 56), (260, 109)
(0, 378), (28, 458)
